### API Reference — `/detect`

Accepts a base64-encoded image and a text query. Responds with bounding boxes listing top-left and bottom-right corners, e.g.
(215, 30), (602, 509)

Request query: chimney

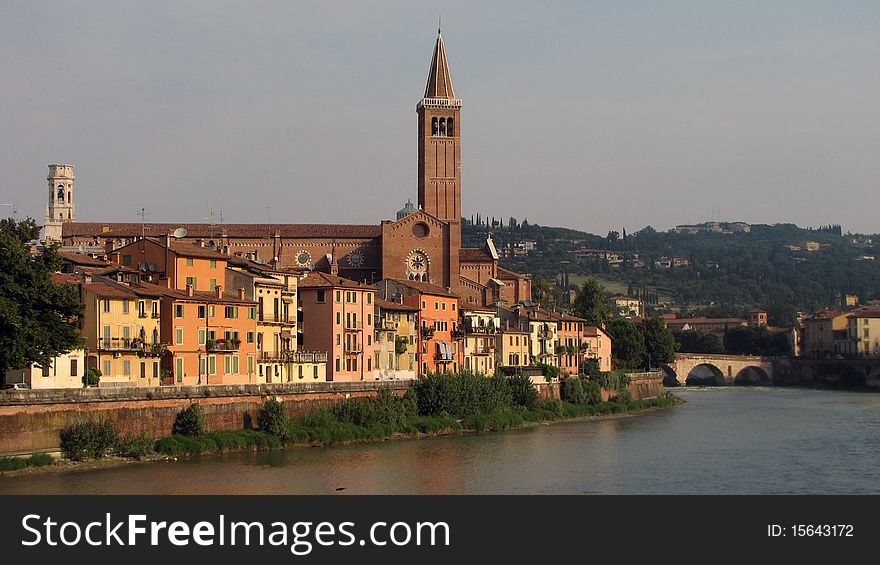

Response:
(215, 285), (223, 298)
(84, 275), (92, 284)
(238, 287), (245, 300)
(198, 239), (205, 248)
(165, 234), (171, 248)
(186, 283), (193, 297)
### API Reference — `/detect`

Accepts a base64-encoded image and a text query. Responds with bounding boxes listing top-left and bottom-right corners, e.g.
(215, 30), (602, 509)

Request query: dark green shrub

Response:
(0, 453), (55, 472)
(259, 399), (289, 441)
(59, 420), (118, 461)
(562, 377), (586, 404)
(583, 379), (603, 405)
(613, 389), (633, 403)
(115, 433), (155, 459)
(540, 398), (565, 417)
(507, 374), (538, 409)
(172, 403), (206, 436)
(82, 367), (101, 387)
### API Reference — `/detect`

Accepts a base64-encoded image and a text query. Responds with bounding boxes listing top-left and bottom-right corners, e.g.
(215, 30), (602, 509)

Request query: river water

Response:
(2, 387), (878, 495)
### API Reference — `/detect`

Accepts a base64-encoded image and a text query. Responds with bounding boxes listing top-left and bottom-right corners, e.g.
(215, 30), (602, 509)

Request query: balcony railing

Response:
(344, 322), (364, 331)
(259, 313), (294, 324)
(206, 339), (240, 352)
(260, 350), (328, 363)
(464, 325), (496, 335)
(100, 339), (167, 357)
(537, 328), (556, 340)
(377, 319), (397, 331)
(421, 327), (435, 340)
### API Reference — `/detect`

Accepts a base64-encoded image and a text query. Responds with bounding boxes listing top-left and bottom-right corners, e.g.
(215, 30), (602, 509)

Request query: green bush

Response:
(583, 379), (603, 405)
(259, 399), (289, 441)
(539, 398), (565, 418)
(613, 389), (633, 403)
(413, 372), (524, 417)
(0, 453), (55, 472)
(172, 403), (206, 436)
(59, 420), (118, 461)
(562, 377), (586, 404)
(507, 374), (539, 409)
(82, 367), (101, 387)
(115, 433), (155, 459)
(155, 430), (281, 456)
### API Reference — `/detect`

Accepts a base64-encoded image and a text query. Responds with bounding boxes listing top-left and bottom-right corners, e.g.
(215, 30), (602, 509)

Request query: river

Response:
(2, 387), (878, 495)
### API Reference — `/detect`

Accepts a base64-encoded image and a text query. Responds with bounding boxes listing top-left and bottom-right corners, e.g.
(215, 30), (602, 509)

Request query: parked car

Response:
(1, 382), (30, 390)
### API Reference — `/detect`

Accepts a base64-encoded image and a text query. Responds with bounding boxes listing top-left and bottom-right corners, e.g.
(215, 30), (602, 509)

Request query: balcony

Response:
(472, 346), (494, 356)
(100, 338), (167, 357)
(151, 312), (160, 319)
(377, 319), (397, 331)
(421, 327), (435, 340)
(451, 329), (466, 340)
(259, 313), (294, 324)
(537, 328), (556, 340)
(206, 338), (240, 352)
(344, 343), (362, 354)
(344, 322), (364, 332)
(464, 325), (496, 335)
(260, 350), (328, 363)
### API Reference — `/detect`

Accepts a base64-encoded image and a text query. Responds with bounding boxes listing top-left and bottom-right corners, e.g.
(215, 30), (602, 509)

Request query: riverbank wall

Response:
(772, 358), (880, 388)
(0, 374), (664, 456)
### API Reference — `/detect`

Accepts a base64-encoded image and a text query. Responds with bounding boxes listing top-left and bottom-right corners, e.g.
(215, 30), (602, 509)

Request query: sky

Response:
(1, 1), (878, 235)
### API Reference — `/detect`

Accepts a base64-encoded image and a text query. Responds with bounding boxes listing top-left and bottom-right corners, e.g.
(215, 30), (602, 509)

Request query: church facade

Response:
(58, 31), (531, 308)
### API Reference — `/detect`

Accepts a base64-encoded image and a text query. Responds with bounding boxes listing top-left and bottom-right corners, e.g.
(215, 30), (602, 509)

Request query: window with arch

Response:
(57, 185), (65, 202)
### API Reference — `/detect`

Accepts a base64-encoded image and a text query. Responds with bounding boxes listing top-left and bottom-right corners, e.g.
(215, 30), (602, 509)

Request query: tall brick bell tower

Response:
(417, 28), (462, 290)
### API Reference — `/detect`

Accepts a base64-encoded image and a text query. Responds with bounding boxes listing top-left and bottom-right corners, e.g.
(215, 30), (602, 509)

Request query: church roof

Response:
(63, 222), (381, 240)
(459, 247), (495, 262)
(424, 32), (456, 100)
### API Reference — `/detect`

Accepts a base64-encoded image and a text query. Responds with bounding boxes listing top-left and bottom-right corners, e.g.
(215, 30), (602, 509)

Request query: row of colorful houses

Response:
(5, 236), (612, 389)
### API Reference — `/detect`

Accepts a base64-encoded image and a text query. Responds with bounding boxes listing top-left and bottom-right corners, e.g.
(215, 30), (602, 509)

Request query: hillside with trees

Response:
(463, 217), (880, 315)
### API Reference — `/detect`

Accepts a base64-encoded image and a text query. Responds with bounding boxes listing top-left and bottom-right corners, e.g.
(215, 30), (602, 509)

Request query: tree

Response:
(573, 279), (610, 326)
(605, 318), (646, 370)
(531, 276), (558, 308)
(673, 330), (724, 354)
(766, 302), (797, 328)
(639, 317), (676, 369)
(0, 218), (83, 374)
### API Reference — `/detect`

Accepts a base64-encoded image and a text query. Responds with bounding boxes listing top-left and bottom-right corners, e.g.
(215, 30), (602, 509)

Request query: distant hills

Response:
(462, 218), (880, 315)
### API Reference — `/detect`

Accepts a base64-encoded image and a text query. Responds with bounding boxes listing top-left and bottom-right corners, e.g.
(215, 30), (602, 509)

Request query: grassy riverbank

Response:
(2, 374), (679, 475)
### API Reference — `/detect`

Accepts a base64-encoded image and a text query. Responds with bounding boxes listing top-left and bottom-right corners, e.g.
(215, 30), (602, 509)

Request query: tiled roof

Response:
(496, 266), (528, 279)
(57, 250), (110, 267)
(375, 298), (419, 312)
(299, 272), (374, 290)
(82, 280), (163, 300)
(386, 279), (458, 298)
(666, 317), (747, 325)
(459, 247), (494, 262)
(64, 222), (381, 239)
(145, 285), (256, 304)
(849, 308), (880, 319)
(51, 273), (82, 286)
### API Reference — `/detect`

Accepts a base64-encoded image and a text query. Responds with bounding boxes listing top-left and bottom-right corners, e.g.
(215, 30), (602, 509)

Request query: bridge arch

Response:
(661, 365), (679, 387)
(685, 363), (725, 386)
(733, 366), (771, 386)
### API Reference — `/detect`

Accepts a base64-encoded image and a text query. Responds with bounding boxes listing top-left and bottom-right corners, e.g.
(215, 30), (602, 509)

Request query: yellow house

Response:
(81, 276), (165, 386)
(460, 307), (499, 375)
(4, 349), (86, 389)
(374, 299), (419, 380)
(844, 308), (880, 357)
(497, 329), (531, 369)
(226, 263), (327, 383)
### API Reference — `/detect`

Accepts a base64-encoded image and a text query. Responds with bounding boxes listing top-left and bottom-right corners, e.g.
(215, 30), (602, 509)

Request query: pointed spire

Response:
(424, 29), (456, 100)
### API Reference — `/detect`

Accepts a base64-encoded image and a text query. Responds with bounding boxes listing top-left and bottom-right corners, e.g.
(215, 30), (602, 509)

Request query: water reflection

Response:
(2, 388), (878, 495)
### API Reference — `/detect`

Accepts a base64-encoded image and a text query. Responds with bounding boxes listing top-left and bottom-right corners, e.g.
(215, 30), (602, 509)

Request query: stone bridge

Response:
(663, 354), (775, 386)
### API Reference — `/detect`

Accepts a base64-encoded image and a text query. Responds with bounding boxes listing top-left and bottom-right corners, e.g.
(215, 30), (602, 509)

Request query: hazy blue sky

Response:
(1, 1), (878, 234)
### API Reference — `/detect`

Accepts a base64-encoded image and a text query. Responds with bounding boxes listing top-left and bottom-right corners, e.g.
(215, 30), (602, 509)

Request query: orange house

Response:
(298, 272), (376, 382)
(376, 280), (461, 375)
(154, 284), (258, 385)
(113, 236), (229, 292)
(555, 314), (586, 376)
